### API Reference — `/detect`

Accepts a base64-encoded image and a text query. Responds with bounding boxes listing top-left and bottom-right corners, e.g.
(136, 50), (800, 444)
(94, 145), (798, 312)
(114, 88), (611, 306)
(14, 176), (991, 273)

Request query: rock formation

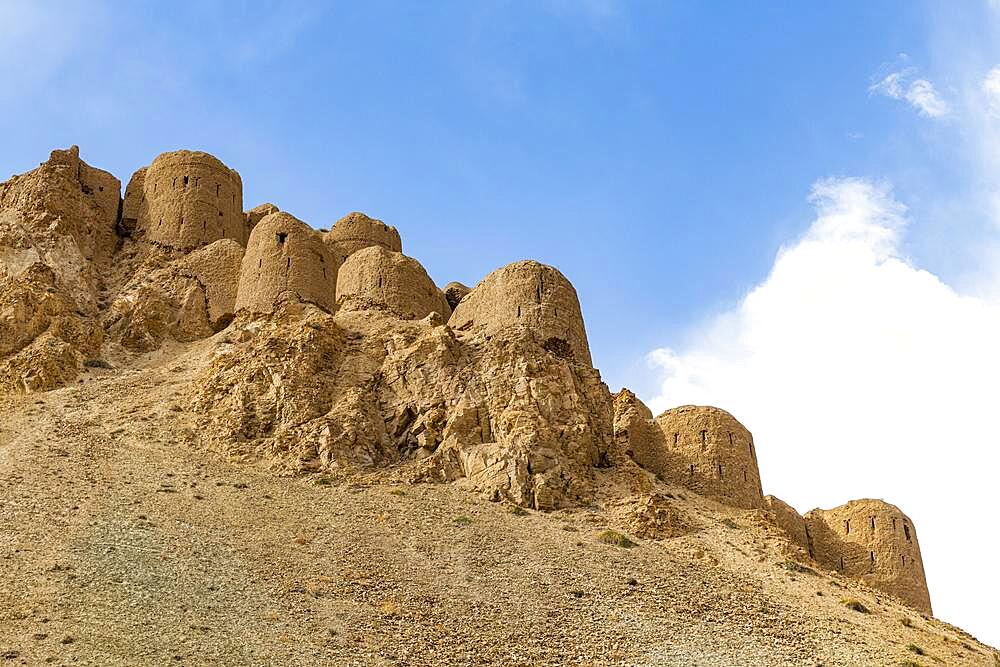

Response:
(0, 145), (938, 615)
(235, 211), (338, 315)
(805, 499), (932, 614)
(443, 280), (471, 311)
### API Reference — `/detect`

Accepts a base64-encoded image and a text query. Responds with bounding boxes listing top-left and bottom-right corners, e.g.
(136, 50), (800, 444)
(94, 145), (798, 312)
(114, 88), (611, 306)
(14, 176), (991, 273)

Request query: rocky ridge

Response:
(0, 146), (992, 664)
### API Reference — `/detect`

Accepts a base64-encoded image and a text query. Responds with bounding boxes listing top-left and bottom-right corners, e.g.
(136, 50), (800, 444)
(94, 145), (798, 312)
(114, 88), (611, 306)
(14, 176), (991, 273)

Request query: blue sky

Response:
(5, 0), (1000, 646)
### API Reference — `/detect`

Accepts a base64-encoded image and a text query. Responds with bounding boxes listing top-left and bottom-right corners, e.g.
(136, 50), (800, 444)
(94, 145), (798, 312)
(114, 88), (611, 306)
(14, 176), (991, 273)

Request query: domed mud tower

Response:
(235, 211), (338, 314)
(335, 245), (449, 320)
(650, 405), (764, 509)
(121, 150), (245, 250)
(448, 260), (592, 366)
(805, 499), (931, 613)
(324, 211), (402, 265)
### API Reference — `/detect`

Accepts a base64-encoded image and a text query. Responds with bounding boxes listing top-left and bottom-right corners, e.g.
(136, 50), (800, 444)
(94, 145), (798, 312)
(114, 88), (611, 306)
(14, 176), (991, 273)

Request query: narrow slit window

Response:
(844, 520), (850, 534)
(673, 432), (679, 445)
(717, 463), (723, 479)
(183, 176), (188, 187)
(216, 184), (220, 196)
(904, 524), (911, 541)
(276, 232), (287, 244)
(689, 464), (694, 476)
(700, 430), (707, 445)
(870, 516), (875, 530)
(839, 556), (844, 571)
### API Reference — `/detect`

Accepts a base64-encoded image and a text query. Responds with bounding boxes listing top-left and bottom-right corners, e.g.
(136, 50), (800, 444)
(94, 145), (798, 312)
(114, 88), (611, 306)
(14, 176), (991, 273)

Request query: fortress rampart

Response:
(123, 150), (245, 250)
(805, 499), (931, 614)
(235, 212), (337, 314)
(448, 260), (592, 366)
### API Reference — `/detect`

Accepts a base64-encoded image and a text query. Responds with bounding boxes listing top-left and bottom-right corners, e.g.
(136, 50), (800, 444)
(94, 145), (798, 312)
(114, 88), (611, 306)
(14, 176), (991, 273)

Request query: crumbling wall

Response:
(0, 146), (121, 267)
(336, 245), (449, 320)
(805, 499), (931, 614)
(235, 212), (337, 315)
(764, 495), (809, 554)
(449, 260), (592, 366)
(124, 150), (245, 250)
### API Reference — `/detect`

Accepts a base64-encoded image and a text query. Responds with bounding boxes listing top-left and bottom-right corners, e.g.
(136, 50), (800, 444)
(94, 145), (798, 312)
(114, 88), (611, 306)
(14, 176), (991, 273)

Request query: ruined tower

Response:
(651, 405), (764, 509)
(335, 245), (449, 320)
(805, 499), (931, 614)
(449, 260), (592, 366)
(235, 211), (338, 314)
(122, 150), (246, 250)
(324, 211), (402, 265)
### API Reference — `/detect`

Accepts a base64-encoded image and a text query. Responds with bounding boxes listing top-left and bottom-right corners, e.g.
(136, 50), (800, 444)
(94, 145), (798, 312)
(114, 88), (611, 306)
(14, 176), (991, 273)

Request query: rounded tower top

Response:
(448, 260), (592, 366)
(124, 149), (246, 251)
(324, 212), (402, 264)
(235, 211), (337, 314)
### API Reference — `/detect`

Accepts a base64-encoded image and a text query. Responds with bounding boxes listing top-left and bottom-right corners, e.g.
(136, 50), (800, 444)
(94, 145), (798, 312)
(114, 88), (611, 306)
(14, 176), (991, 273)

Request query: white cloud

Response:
(982, 65), (1000, 115)
(646, 177), (1000, 644)
(870, 69), (950, 117)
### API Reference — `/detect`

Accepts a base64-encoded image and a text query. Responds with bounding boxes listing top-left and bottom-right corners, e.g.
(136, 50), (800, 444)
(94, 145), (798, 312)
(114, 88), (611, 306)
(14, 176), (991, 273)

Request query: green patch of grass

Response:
(314, 476), (333, 486)
(509, 505), (529, 516)
(597, 530), (638, 548)
(840, 598), (870, 614)
(387, 488), (405, 496)
(453, 515), (473, 526)
(778, 560), (818, 576)
(906, 644), (925, 656)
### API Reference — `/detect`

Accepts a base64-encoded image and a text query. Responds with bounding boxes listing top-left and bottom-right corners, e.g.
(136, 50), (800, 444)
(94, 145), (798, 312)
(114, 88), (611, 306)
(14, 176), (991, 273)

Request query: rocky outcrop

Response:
(235, 211), (338, 315)
(104, 239), (243, 351)
(443, 281), (470, 311)
(0, 145), (941, 616)
(0, 147), (117, 391)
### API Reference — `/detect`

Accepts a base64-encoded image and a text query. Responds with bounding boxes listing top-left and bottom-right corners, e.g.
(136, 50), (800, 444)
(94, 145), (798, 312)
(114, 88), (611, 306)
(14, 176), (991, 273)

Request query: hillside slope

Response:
(0, 338), (994, 666)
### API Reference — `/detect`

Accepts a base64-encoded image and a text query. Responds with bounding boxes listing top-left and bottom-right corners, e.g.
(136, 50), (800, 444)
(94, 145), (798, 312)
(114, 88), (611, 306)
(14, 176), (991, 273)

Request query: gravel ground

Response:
(0, 343), (996, 666)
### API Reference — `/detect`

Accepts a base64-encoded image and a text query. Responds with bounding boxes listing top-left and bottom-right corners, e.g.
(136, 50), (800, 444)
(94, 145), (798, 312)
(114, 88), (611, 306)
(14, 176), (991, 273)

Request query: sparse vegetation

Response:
(387, 488), (405, 496)
(453, 514), (473, 526)
(509, 505), (528, 516)
(314, 476), (333, 486)
(906, 644), (925, 656)
(900, 617), (913, 627)
(779, 560), (817, 576)
(597, 530), (638, 548)
(84, 358), (112, 369)
(720, 518), (739, 529)
(840, 598), (870, 614)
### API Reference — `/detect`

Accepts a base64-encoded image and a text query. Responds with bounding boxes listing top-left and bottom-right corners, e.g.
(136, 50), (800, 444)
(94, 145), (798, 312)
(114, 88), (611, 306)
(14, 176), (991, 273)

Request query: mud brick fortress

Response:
(0, 147), (932, 614)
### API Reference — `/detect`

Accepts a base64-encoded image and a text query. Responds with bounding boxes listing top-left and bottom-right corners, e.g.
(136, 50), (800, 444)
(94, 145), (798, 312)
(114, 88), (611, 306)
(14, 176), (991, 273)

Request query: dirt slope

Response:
(0, 337), (994, 666)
